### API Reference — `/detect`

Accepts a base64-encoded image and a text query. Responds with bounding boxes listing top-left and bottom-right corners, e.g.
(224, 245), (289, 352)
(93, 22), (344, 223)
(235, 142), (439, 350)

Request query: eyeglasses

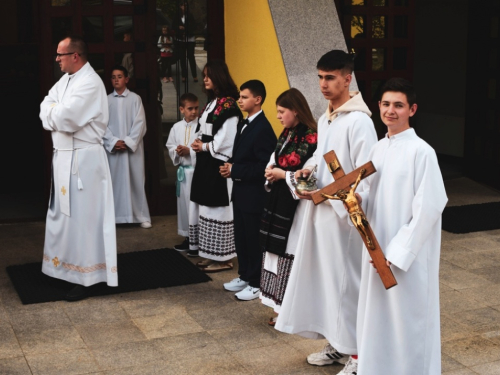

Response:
(55, 52), (79, 58)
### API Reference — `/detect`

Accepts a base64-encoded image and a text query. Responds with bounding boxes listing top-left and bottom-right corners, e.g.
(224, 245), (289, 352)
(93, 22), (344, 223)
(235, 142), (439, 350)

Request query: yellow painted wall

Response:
(224, 0), (289, 135)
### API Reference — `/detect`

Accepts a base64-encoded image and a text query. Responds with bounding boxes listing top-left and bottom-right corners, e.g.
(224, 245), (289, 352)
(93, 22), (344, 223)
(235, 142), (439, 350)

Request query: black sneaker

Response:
(187, 250), (199, 257)
(174, 238), (189, 251)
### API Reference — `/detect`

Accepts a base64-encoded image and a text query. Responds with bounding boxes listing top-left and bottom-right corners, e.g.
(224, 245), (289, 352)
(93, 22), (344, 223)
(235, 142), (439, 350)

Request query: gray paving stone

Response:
(133, 305), (205, 339)
(233, 342), (312, 374)
(89, 339), (164, 371)
(75, 321), (147, 348)
(63, 299), (129, 325)
(442, 353), (465, 373)
(26, 348), (99, 375)
(207, 323), (281, 352)
(188, 302), (258, 331)
(442, 335), (500, 367)
(470, 359), (500, 374)
(0, 357), (32, 375)
(15, 326), (86, 356)
(0, 320), (23, 360)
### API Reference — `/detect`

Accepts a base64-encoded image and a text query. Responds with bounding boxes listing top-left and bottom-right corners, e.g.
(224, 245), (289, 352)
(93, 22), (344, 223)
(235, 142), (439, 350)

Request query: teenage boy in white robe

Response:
(275, 50), (377, 375)
(166, 93), (200, 251)
(40, 35), (117, 301)
(355, 78), (447, 375)
(104, 65), (151, 228)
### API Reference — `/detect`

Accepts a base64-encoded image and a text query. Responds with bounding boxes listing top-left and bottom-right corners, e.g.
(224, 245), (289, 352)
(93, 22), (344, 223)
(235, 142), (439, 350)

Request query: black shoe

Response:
(174, 238), (190, 251)
(187, 250), (199, 257)
(65, 285), (89, 302)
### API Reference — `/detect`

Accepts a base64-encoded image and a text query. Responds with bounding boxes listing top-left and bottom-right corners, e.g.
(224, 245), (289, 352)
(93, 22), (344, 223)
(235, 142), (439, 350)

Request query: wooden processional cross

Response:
(310, 151), (397, 290)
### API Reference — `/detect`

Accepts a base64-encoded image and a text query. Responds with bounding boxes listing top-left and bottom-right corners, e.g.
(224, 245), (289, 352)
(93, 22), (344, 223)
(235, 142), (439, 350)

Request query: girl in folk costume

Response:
(158, 25), (174, 83)
(260, 88), (317, 325)
(189, 60), (242, 272)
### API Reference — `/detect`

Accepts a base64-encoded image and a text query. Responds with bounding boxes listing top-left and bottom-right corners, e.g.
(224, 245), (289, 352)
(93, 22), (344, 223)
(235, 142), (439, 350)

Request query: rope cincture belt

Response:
(176, 165), (193, 197)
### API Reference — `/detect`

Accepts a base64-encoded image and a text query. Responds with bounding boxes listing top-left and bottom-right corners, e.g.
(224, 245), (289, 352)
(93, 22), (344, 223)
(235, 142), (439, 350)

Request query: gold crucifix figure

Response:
(321, 168), (375, 250)
(309, 150), (397, 290)
(61, 186), (67, 196)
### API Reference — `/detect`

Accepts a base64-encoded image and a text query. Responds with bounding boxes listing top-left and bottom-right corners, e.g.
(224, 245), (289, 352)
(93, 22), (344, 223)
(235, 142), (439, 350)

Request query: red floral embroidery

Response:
(275, 125), (317, 170)
(287, 151), (300, 167)
(279, 155), (289, 167)
(305, 133), (317, 144)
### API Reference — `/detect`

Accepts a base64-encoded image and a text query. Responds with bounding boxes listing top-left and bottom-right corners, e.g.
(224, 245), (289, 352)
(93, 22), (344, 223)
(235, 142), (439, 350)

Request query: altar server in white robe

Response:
(275, 50), (377, 375)
(355, 78), (447, 375)
(103, 65), (151, 228)
(166, 92), (199, 251)
(40, 35), (117, 301)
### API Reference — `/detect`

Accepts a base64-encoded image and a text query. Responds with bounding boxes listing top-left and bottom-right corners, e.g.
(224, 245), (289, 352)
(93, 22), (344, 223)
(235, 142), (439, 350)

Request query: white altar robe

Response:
(40, 62), (118, 287)
(166, 118), (199, 236)
(103, 89), (150, 224)
(356, 128), (447, 375)
(275, 92), (377, 355)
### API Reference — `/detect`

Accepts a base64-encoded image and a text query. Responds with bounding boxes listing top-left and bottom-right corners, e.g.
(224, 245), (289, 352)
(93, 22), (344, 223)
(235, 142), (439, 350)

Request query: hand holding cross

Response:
(312, 150), (397, 290)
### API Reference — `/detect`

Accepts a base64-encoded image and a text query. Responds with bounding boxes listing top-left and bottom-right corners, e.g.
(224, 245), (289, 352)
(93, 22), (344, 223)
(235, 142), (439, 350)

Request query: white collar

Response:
(247, 110), (262, 123)
(113, 88), (130, 97)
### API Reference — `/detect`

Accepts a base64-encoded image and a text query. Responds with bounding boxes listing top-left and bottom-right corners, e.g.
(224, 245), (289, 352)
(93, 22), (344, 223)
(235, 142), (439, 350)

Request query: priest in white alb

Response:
(103, 65), (151, 228)
(40, 35), (117, 301)
(356, 78), (447, 375)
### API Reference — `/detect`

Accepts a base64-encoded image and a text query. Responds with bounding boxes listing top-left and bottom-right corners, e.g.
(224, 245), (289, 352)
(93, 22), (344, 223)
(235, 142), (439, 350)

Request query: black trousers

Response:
(160, 56), (173, 77)
(233, 203), (263, 288)
(176, 41), (197, 79)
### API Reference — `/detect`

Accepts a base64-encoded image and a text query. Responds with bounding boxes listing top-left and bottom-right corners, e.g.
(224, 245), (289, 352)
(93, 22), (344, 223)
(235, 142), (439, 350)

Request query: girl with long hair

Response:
(259, 88), (318, 324)
(189, 60), (242, 272)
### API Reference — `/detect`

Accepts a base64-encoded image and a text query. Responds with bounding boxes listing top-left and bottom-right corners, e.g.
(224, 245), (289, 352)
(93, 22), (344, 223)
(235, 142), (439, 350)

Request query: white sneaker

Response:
(307, 343), (348, 366)
(140, 221), (152, 229)
(223, 277), (249, 292)
(234, 285), (260, 301)
(336, 357), (358, 375)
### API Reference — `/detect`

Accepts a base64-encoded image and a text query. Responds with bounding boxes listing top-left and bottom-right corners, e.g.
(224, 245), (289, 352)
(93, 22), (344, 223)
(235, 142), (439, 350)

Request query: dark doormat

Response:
(442, 202), (500, 234)
(6, 248), (211, 305)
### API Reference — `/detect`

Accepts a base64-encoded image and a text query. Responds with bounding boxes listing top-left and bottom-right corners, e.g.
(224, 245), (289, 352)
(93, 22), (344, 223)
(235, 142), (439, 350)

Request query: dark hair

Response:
(380, 78), (417, 106)
(276, 88), (317, 131)
(63, 34), (88, 60)
(203, 60), (239, 101)
(180, 92), (199, 107)
(316, 50), (354, 74)
(240, 80), (266, 105)
(111, 64), (128, 78)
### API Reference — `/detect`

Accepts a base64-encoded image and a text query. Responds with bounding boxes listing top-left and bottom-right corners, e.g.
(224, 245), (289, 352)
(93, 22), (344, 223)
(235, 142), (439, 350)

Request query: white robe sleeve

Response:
(208, 116), (238, 161)
(385, 150), (448, 271)
(40, 85), (60, 131)
(103, 126), (119, 153)
(264, 152), (275, 192)
(124, 97), (147, 153)
(166, 124), (181, 166)
(43, 78), (105, 133)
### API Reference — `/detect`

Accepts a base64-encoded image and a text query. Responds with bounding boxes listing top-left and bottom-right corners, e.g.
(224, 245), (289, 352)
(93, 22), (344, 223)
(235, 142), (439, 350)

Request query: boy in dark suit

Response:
(220, 80), (277, 300)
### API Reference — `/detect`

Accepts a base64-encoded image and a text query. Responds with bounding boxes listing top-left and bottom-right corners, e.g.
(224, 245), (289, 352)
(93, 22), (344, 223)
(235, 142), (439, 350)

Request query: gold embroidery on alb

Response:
(61, 186), (67, 195)
(52, 257), (60, 267)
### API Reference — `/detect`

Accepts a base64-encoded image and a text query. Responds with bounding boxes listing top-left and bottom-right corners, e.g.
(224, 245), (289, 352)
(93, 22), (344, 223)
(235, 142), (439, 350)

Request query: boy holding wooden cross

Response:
(356, 78), (447, 374)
